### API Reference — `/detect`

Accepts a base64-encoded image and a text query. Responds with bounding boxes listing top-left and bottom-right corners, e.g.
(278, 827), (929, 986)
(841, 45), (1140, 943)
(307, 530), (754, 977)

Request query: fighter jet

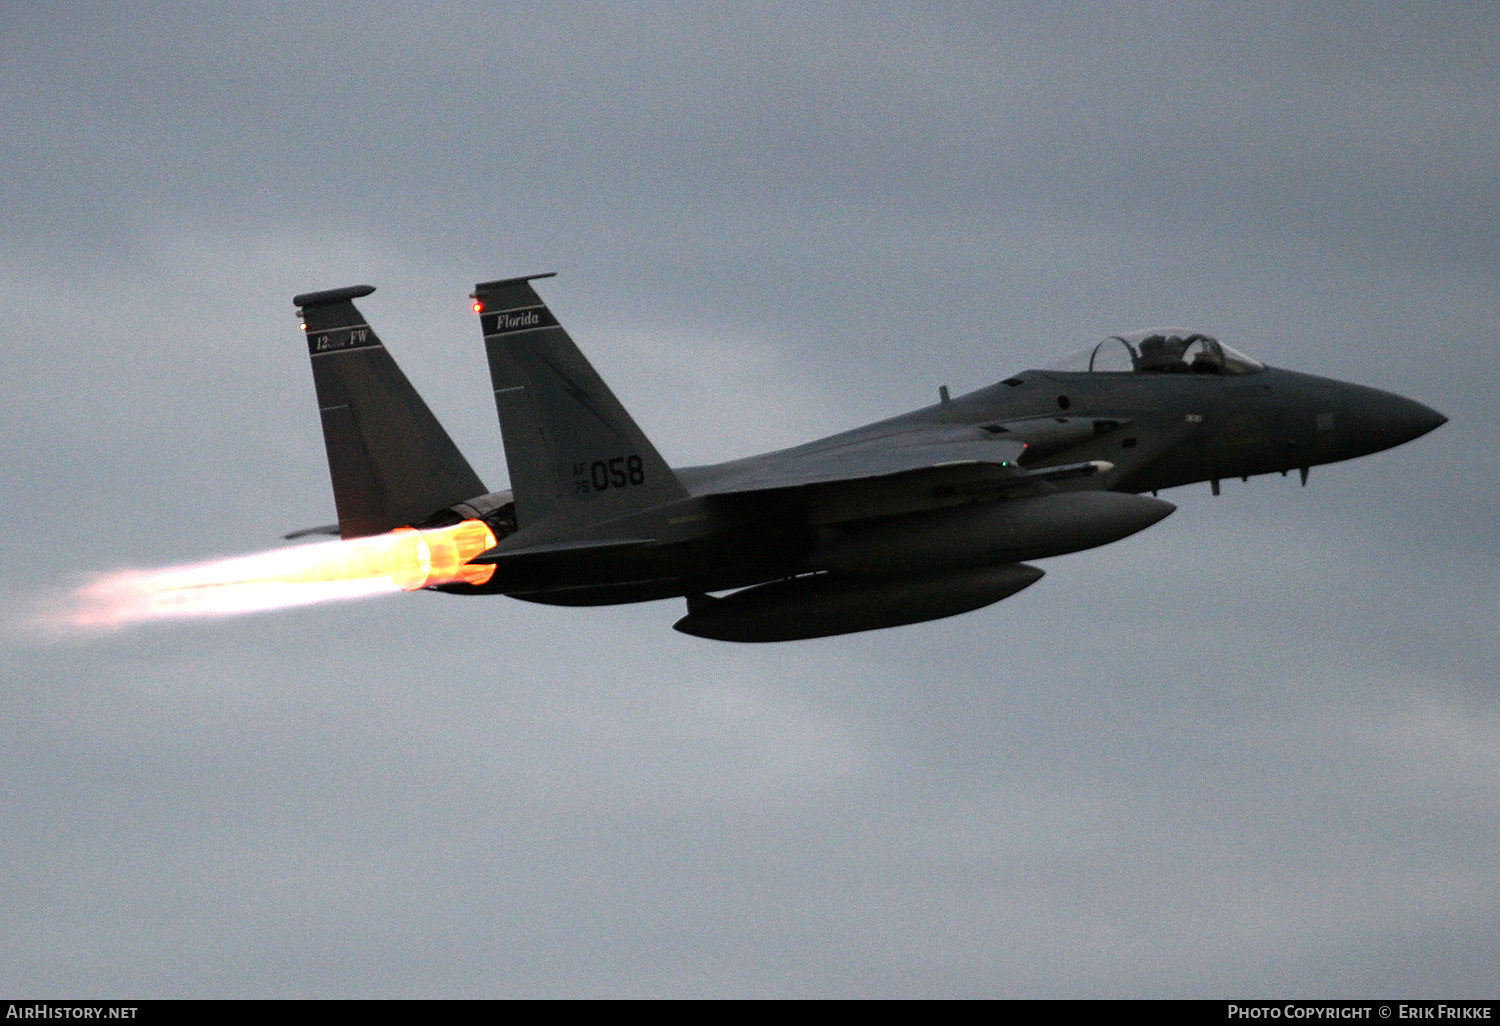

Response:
(290, 275), (1445, 641)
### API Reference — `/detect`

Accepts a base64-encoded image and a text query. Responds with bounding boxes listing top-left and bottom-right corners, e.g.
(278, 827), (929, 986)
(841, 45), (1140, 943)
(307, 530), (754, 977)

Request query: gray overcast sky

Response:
(1, 2), (1496, 996)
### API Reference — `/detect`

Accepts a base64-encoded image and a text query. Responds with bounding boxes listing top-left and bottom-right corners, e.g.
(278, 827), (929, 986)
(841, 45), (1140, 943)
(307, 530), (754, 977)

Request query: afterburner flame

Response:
(57, 519), (497, 631)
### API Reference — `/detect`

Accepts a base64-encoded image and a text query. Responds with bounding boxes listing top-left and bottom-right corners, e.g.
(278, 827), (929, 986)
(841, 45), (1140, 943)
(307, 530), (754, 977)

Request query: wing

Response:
(699, 430), (1027, 492)
(681, 424), (1106, 525)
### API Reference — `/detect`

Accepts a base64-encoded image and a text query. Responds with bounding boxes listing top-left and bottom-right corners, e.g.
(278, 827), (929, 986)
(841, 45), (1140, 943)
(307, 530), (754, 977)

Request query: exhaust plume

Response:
(51, 520), (496, 632)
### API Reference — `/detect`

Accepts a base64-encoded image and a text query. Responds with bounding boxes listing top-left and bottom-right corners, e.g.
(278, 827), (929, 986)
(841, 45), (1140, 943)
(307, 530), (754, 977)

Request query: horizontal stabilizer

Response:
(282, 523), (340, 540)
(467, 536), (653, 567)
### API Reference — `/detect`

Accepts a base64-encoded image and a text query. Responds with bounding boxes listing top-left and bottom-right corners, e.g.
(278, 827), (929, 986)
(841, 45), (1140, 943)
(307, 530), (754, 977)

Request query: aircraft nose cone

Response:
(1338, 387), (1448, 457)
(1381, 395), (1448, 448)
(1405, 400), (1448, 441)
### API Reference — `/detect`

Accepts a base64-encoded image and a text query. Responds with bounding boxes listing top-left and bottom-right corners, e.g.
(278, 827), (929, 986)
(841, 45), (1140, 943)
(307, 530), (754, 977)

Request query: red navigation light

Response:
(472, 301), (483, 313)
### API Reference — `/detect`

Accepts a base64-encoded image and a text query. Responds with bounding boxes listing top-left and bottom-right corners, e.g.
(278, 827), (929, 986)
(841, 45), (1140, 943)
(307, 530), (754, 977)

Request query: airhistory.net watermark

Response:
(5, 1007), (137, 1020)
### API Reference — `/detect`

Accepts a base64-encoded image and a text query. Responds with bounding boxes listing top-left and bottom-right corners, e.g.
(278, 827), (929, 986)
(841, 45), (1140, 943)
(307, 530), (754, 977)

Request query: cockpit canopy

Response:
(1049, 328), (1265, 375)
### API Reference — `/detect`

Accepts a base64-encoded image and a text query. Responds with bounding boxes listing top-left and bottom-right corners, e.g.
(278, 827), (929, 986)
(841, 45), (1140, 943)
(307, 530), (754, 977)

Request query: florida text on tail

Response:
(291, 275), (1445, 640)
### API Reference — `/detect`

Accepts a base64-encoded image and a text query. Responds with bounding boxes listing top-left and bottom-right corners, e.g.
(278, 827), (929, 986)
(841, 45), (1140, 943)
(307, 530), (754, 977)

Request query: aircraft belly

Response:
(809, 491), (1175, 574)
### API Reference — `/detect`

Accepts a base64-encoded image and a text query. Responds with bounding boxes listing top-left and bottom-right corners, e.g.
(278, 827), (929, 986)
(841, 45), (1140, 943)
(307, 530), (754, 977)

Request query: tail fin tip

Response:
(293, 284), (376, 309)
(471, 273), (556, 299)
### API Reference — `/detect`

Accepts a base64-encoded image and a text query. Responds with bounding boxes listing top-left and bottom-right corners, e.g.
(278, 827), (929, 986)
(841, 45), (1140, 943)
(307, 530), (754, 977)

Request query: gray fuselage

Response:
(462, 363), (1443, 606)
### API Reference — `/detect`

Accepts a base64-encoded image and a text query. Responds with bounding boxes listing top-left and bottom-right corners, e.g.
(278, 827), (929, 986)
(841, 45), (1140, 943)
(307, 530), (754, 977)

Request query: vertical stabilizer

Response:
(295, 285), (486, 538)
(471, 274), (687, 530)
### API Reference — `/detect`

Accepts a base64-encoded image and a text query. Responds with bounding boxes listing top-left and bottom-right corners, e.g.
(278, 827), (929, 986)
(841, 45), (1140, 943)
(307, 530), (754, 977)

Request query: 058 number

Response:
(574, 454), (645, 493)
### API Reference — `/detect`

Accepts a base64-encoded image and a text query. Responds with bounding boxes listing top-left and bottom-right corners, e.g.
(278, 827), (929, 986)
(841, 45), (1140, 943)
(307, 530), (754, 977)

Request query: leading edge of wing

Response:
(682, 431), (1029, 496)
